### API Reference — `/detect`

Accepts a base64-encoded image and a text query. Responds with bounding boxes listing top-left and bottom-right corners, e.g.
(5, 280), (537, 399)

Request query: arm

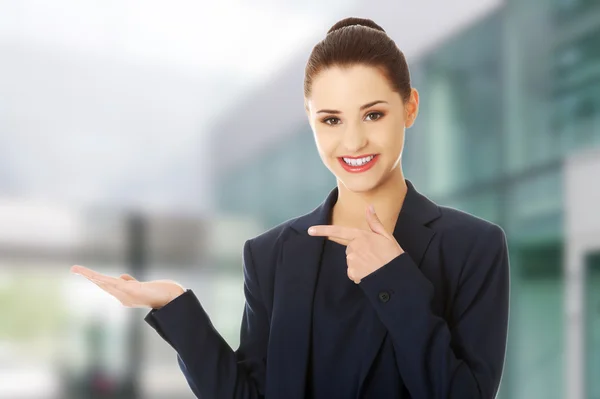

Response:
(144, 239), (270, 399)
(359, 224), (510, 399)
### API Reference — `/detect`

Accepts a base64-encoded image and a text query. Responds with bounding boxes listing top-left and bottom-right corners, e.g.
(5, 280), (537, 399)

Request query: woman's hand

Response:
(308, 204), (404, 284)
(70, 265), (186, 309)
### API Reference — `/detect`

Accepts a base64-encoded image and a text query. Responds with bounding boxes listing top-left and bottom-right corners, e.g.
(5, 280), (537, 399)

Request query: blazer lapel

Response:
(356, 179), (441, 393)
(265, 188), (337, 399)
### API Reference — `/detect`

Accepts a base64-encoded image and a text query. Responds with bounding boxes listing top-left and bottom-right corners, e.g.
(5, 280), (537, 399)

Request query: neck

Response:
(332, 167), (408, 234)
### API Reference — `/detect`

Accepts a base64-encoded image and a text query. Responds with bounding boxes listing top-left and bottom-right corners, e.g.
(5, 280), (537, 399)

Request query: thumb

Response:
(119, 273), (137, 281)
(366, 204), (387, 236)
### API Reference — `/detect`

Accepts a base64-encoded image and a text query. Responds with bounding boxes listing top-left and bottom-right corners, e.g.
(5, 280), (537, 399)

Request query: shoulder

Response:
(432, 204), (507, 264)
(243, 215), (301, 266)
(436, 205), (505, 238)
(246, 216), (298, 247)
(434, 205), (508, 273)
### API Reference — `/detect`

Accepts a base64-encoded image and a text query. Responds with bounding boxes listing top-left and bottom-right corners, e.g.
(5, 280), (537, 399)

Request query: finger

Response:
(71, 265), (93, 275)
(120, 273), (137, 281)
(89, 278), (134, 304)
(98, 279), (141, 307)
(72, 265), (120, 285)
(365, 204), (388, 236)
(71, 264), (104, 279)
(335, 238), (351, 247)
(347, 268), (360, 284)
(345, 240), (359, 255)
(83, 274), (120, 290)
(88, 275), (139, 295)
(308, 225), (362, 241)
(74, 268), (138, 305)
(79, 273), (127, 300)
(117, 280), (144, 297)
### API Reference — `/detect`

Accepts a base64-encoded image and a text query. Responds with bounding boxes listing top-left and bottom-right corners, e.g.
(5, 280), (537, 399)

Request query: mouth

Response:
(337, 154), (379, 173)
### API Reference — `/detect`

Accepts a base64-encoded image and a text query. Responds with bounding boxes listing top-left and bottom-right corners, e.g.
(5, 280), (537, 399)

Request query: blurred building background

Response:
(1, 0), (599, 398)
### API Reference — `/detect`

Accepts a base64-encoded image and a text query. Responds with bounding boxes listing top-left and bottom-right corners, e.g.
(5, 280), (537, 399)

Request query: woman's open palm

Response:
(71, 265), (185, 309)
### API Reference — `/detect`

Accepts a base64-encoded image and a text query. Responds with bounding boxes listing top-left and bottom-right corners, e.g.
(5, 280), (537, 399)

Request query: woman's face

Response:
(305, 64), (419, 193)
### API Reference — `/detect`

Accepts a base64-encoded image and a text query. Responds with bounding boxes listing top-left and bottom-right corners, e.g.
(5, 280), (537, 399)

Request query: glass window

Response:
(552, 23), (600, 152)
(511, 169), (563, 221)
(553, 0), (600, 22)
(514, 244), (564, 399)
(412, 12), (503, 195)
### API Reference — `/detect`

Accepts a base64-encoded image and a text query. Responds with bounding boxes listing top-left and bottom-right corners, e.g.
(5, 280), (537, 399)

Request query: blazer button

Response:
(378, 291), (391, 303)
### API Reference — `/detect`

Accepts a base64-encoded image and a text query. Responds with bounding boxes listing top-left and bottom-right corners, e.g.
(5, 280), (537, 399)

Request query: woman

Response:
(72, 17), (510, 399)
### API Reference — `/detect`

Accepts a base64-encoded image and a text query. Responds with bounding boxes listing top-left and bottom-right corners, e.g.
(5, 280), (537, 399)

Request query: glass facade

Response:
(218, 127), (336, 228)
(552, 15), (600, 152)
(407, 11), (505, 196)
(215, 2), (600, 397)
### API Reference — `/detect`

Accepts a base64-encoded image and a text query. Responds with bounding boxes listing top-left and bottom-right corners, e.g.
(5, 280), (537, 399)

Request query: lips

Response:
(337, 154), (379, 173)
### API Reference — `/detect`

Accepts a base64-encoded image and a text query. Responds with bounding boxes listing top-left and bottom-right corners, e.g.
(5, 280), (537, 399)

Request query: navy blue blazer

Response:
(145, 179), (510, 399)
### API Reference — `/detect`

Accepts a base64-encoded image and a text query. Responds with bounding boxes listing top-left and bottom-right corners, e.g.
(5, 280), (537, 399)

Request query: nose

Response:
(341, 123), (368, 153)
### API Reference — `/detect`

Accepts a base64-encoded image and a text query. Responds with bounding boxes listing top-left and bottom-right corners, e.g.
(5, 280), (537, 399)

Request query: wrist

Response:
(165, 285), (186, 305)
(153, 286), (186, 310)
(172, 285), (186, 300)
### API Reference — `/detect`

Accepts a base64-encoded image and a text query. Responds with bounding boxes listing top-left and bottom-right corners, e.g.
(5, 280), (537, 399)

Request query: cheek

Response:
(371, 122), (403, 149)
(313, 129), (338, 156)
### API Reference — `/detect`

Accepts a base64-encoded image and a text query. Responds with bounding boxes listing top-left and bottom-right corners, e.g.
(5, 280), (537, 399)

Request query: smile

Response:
(338, 154), (379, 173)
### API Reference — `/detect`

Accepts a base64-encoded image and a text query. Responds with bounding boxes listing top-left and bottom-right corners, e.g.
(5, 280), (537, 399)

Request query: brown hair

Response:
(304, 17), (411, 102)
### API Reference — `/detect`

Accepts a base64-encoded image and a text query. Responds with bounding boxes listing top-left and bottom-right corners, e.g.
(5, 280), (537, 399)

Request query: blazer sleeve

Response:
(359, 223), (510, 399)
(144, 239), (269, 399)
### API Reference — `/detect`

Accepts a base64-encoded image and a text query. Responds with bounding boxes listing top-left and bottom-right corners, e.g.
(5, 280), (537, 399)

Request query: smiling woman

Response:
(72, 16), (510, 399)
(305, 63), (417, 198)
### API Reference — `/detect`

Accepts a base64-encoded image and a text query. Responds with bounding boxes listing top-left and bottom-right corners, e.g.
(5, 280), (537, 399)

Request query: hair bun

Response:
(327, 17), (386, 35)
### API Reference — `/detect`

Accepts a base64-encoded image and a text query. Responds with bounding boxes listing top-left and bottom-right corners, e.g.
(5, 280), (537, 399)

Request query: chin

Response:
(338, 174), (383, 194)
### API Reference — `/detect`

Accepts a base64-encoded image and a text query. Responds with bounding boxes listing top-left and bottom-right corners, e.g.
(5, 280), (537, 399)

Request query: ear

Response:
(404, 88), (419, 128)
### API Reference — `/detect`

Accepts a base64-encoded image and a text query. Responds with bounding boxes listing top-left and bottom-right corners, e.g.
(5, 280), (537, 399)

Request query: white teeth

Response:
(343, 155), (374, 166)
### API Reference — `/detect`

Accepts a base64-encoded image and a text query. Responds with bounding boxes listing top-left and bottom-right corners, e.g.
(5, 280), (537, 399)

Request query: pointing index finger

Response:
(308, 225), (362, 241)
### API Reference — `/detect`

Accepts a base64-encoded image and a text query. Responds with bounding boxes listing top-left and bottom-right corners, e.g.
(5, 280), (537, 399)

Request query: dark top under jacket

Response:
(144, 179), (510, 399)
(306, 238), (403, 399)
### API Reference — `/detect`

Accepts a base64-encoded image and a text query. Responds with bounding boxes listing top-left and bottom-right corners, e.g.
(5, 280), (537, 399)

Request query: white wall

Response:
(564, 146), (600, 399)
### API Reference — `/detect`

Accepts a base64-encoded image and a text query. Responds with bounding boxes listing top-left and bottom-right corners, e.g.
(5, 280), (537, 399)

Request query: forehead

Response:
(309, 65), (394, 108)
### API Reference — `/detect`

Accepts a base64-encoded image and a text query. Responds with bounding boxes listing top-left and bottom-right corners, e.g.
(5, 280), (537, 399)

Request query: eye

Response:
(322, 117), (341, 126)
(365, 111), (384, 121)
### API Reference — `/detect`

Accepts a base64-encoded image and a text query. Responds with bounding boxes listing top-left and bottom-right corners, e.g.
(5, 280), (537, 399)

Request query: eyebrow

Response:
(316, 100), (388, 114)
